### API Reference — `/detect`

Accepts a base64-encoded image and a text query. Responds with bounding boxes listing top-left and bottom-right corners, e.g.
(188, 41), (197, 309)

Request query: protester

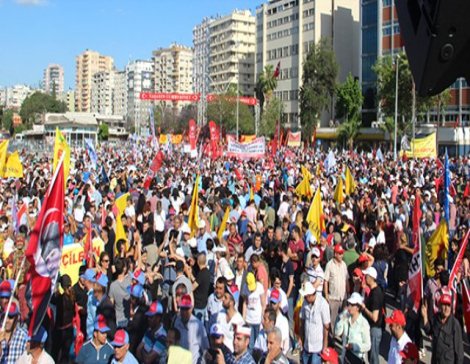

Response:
(110, 329), (138, 364)
(0, 302), (28, 364)
(76, 315), (114, 364)
(386, 310), (411, 364)
(17, 326), (54, 364)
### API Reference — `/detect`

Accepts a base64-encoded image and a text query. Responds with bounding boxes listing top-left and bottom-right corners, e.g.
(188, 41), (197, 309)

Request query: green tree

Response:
(20, 91), (67, 126)
(338, 114), (362, 150)
(258, 64), (278, 103)
(153, 103), (174, 133)
(335, 73), (363, 121)
(259, 97), (282, 137)
(1, 110), (14, 131)
(176, 104), (198, 133)
(300, 38), (338, 138)
(379, 116), (395, 151)
(98, 123), (109, 141)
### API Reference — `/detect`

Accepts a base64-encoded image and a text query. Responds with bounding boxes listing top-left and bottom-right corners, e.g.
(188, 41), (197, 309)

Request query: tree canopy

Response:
(336, 73), (363, 121)
(20, 91), (67, 126)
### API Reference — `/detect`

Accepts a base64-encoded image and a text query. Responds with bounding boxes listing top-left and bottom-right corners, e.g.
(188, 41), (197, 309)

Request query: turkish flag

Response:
(25, 157), (65, 336)
(462, 280), (470, 334)
(406, 191), (422, 313)
(208, 120), (219, 160)
(189, 119), (197, 150)
(143, 151), (165, 190)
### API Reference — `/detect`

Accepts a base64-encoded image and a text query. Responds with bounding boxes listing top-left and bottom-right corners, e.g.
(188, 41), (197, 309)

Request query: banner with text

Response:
(402, 133), (437, 158)
(287, 131), (302, 147)
(226, 137), (266, 159)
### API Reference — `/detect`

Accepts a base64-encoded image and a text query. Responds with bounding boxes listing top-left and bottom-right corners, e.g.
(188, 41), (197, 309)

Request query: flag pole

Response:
(1, 256), (26, 330)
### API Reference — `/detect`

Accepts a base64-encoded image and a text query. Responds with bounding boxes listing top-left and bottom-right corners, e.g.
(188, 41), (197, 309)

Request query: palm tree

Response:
(259, 65), (278, 104)
(379, 116), (395, 152)
(338, 114), (362, 150)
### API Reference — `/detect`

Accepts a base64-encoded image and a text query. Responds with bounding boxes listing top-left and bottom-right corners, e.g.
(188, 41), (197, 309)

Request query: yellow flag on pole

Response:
(295, 177), (312, 198)
(425, 219), (449, 276)
(0, 140), (9, 177)
(53, 128), (70, 182)
(4, 151), (23, 178)
(301, 165), (312, 181)
(333, 177), (344, 204)
(218, 207), (230, 240)
(306, 187), (325, 242)
(115, 193), (130, 253)
(188, 175), (200, 237)
(345, 166), (356, 195)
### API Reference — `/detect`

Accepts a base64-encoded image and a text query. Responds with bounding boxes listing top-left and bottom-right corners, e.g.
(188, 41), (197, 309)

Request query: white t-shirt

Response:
(245, 282), (264, 325)
(216, 310), (245, 352)
(154, 210), (166, 232)
(17, 350), (55, 364)
(275, 312), (290, 354)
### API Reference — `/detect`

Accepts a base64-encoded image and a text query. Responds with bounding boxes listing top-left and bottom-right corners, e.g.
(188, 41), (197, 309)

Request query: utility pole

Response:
(394, 55), (399, 161)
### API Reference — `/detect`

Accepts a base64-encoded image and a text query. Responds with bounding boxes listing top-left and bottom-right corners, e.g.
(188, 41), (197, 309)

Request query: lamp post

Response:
(394, 54), (399, 161)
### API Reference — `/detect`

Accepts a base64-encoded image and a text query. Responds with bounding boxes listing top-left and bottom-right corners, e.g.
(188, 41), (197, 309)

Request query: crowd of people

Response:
(0, 139), (468, 364)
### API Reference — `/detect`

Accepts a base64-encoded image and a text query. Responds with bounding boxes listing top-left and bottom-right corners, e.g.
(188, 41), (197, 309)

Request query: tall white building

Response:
(43, 64), (64, 95)
(58, 90), (75, 112)
(208, 10), (256, 96)
(4, 85), (34, 110)
(91, 71), (115, 115)
(113, 71), (127, 118)
(256, 0), (360, 126)
(126, 60), (154, 132)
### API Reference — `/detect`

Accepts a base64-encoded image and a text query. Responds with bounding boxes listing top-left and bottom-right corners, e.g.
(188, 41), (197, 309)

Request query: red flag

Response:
(25, 157), (65, 336)
(407, 191), (422, 313)
(208, 120), (219, 160)
(273, 61), (281, 79)
(464, 182), (470, 198)
(73, 304), (84, 356)
(17, 202), (27, 226)
(436, 158), (443, 170)
(272, 121), (279, 157)
(462, 280), (470, 334)
(189, 119), (197, 150)
(448, 229), (470, 293)
(84, 226), (93, 268)
(143, 151), (165, 190)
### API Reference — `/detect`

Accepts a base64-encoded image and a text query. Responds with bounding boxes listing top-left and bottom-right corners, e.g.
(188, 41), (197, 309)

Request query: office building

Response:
(113, 70), (127, 118)
(91, 71), (115, 115)
(58, 90), (75, 112)
(43, 64), (64, 95)
(126, 60), (153, 132)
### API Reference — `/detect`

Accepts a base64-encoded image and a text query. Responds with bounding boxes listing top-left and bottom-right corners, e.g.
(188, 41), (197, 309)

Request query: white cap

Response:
(224, 268), (235, 281)
(187, 237), (197, 248)
(213, 245), (227, 253)
(362, 267), (378, 280)
(210, 324), (224, 337)
(311, 247), (321, 258)
(175, 247), (185, 258)
(181, 225), (191, 235)
(198, 220), (206, 229)
(347, 292), (364, 305)
(299, 282), (316, 296)
(236, 325), (251, 337)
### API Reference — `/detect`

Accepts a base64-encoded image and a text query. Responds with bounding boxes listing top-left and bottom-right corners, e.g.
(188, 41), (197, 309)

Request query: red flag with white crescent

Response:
(143, 151), (165, 190)
(25, 157), (65, 336)
(407, 191), (422, 313)
(462, 280), (470, 334)
(189, 119), (197, 150)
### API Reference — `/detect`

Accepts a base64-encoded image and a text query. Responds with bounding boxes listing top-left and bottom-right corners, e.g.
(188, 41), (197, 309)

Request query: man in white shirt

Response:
(304, 247), (324, 293)
(386, 310), (411, 364)
(216, 285), (245, 352)
(17, 326), (54, 364)
(243, 272), (265, 350)
(268, 288), (290, 354)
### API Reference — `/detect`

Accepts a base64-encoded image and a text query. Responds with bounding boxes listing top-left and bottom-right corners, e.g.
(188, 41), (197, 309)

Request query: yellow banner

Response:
(4, 151), (23, 178)
(171, 134), (183, 144)
(240, 135), (256, 144)
(59, 238), (104, 285)
(402, 133), (437, 158)
(159, 134), (169, 144)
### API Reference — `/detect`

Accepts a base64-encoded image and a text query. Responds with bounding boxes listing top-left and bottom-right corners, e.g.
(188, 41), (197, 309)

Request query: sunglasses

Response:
(102, 260), (110, 263)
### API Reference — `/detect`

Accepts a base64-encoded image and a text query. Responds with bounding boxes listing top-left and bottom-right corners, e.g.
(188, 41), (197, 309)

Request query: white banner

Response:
(226, 137), (266, 159)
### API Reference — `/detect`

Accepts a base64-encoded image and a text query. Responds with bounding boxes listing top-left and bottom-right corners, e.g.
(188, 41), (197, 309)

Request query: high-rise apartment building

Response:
(361, 0), (470, 125)
(113, 71), (127, 118)
(126, 60), (154, 132)
(91, 71), (115, 115)
(58, 90), (75, 112)
(208, 10), (256, 96)
(43, 64), (64, 95)
(75, 50), (114, 112)
(256, 0), (360, 126)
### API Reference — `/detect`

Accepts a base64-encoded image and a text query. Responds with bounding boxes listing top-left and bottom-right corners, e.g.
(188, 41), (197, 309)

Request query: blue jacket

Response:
(76, 340), (114, 364)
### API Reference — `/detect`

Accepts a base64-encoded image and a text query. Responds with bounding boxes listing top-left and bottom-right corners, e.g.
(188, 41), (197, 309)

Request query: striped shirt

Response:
(300, 295), (330, 353)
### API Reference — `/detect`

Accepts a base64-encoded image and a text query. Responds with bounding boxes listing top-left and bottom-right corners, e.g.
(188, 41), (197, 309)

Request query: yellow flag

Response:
(218, 207), (230, 240)
(188, 175), (200, 237)
(115, 193), (130, 253)
(53, 128), (70, 182)
(301, 166), (312, 181)
(306, 187), (325, 242)
(333, 177), (344, 204)
(425, 219), (449, 277)
(315, 164), (321, 176)
(249, 185), (254, 202)
(345, 166), (356, 195)
(0, 140), (9, 177)
(4, 151), (23, 178)
(295, 177), (312, 198)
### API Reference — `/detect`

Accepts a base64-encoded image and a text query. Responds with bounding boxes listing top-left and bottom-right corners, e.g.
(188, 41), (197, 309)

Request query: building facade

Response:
(4, 85), (34, 110)
(58, 90), (75, 112)
(126, 60), (154, 133)
(256, 0), (360, 127)
(208, 10), (256, 96)
(43, 64), (64, 95)
(91, 71), (115, 115)
(113, 70), (127, 118)
(360, 0), (470, 125)
(75, 50), (114, 112)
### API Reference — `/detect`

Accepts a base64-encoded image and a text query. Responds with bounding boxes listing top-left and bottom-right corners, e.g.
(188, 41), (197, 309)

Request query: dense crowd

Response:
(0, 139), (468, 364)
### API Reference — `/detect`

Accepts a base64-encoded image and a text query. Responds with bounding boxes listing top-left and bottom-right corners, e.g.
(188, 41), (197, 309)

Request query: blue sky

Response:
(0, 0), (257, 89)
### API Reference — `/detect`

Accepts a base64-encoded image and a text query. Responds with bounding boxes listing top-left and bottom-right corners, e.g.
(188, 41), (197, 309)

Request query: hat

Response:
(0, 281), (12, 298)
(179, 294), (193, 309)
(95, 272), (108, 288)
(227, 284), (240, 303)
(299, 282), (316, 297)
(320, 347), (339, 364)
(334, 244), (344, 254)
(129, 284), (144, 299)
(353, 268), (364, 278)
(439, 292), (452, 305)
(269, 288), (282, 303)
(224, 268), (235, 281)
(5, 302), (19, 317)
(80, 268), (96, 282)
(311, 247), (321, 258)
(181, 225), (191, 235)
(362, 267), (377, 280)
(213, 245), (227, 253)
(358, 253), (369, 264)
(94, 314), (110, 333)
(347, 292), (364, 305)
(235, 325), (251, 338)
(146, 301), (164, 316)
(210, 323), (224, 338)
(198, 220), (206, 229)
(132, 270), (146, 285)
(385, 309), (406, 326)
(111, 329), (129, 347)
(400, 342), (419, 360)
(29, 326), (48, 344)
(246, 272), (256, 292)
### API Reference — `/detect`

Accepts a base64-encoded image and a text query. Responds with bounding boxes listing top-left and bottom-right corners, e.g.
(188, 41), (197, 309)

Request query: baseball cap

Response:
(246, 272), (256, 292)
(235, 325), (251, 338)
(95, 272), (108, 288)
(269, 288), (282, 303)
(353, 268), (364, 278)
(129, 284), (144, 299)
(439, 293), (452, 305)
(227, 284), (240, 303)
(181, 225), (191, 235)
(400, 342), (419, 360)
(334, 244), (344, 254)
(0, 281), (12, 298)
(29, 326), (48, 344)
(320, 347), (338, 364)
(299, 282), (316, 297)
(132, 270), (146, 286)
(146, 301), (164, 316)
(111, 329), (129, 347)
(224, 268), (235, 281)
(179, 294), (193, 309)
(80, 268), (96, 282)
(347, 292), (364, 305)
(311, 247), (321, 258)
(385, 309), (406, 326)
(5, 302), (19, 317)
(358, 253), (369, 264)
(210, 324), (224, 338)
(94, 314), (110, 333)
(362, 267), (377, 280)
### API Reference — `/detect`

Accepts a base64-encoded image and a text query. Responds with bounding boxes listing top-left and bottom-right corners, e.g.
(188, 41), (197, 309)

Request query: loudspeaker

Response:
(395, 0), (470, 96)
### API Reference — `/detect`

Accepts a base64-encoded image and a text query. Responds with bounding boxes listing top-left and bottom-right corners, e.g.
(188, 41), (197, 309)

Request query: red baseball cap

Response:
(269, 288), (281, 303)
(334, 244), (344, 254)
(400, 342), (419, 360)
(385, 309), (406, 326)
(111, 329), (129, 347)
(439, 293), (452, 305)
(179, 294), (193, 309)
(358, 253), (369, 263)
(353, 268), (364, 278)
(320, 347), (338, 364)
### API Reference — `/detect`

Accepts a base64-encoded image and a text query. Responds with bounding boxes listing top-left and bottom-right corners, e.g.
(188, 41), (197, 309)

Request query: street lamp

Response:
(394, 54), (400, 161)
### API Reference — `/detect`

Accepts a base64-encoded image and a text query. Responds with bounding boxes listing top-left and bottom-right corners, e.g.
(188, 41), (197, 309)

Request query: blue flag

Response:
(100, 165), (109, 184)
(444, 149), (451, 223)
(85, 139), (98, 170)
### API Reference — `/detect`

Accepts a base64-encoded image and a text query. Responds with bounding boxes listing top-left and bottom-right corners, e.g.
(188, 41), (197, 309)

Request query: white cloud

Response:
(15, 0), (47, 5)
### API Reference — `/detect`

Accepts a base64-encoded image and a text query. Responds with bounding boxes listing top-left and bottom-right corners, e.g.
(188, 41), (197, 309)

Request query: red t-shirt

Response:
(289, 239), (305, 272)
